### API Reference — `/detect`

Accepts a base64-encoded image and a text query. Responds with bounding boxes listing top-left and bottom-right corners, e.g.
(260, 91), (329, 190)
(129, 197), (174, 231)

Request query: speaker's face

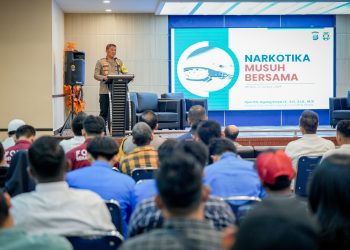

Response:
(106, 46), (116, 58)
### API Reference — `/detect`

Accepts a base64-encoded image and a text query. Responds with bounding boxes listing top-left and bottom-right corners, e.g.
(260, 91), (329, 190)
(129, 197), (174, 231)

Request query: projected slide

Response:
(171, 28), (334, 110)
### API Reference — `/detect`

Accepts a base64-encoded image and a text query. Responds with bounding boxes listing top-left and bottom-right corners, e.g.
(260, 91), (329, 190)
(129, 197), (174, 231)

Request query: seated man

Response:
(66, 115), (105, 170)
(285, 110), (335, 167)
(11, 136), (115, 235)
(2, 119), (25, 150)
(120, 122), (158, 175)
(67, 136), (135, 236)
(121, 110), (166, 154)
(322, 119), (350, 161)
(59, 112), (87, 153)
(177, 105), (207, 141)
(196, 120), (222, 146)
(5, 125), (36, 164)
(224, 125), (241, 148)
(0, 191), (72, 250)
(121, 152), (223, 250)
(204, 138), (265, 202)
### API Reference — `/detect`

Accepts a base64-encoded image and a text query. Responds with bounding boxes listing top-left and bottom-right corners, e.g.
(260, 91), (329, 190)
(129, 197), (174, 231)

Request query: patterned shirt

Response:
(128, 196), (235, 238)
(120, 218), (222, 250)
(120, 146), (158, 175)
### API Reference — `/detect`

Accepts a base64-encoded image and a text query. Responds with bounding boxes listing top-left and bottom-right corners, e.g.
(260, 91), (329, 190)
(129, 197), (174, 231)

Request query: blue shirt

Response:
(176, 131), (192, 141)
(204, 152), (266, 204)
(66, 160), (135, 236)
(132, 179), (157, 209)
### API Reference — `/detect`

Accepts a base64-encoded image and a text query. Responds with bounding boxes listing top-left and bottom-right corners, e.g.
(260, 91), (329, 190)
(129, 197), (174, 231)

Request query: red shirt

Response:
(66, 138), (91, 171)
(5, 140), (31, 164)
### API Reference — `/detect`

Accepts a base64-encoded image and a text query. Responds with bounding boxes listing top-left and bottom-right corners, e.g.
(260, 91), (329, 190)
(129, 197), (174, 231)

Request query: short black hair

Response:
(224, 126), (239, 141)
(0, 143), (4, 163)
(28, 136), (66, 182)
(336, 120), (350, 138)
(156, 152), (203, 216)
(299, 110), (318, 134)
(0, 191), (9, 227)
(132, 122), (152, 146)
(209, 138), (237, 156)
(87, 136), (119, 161)
(176, 140), (209, 168)
(188, 105), (206, 124)
(197, 120), (222, 145)
(264, 176), (291, 191)
(158, 139), (178, 164)
(140, 110), (158, 130)
(308, 154), (350, 249)
(83, 115), (105, 136)
(15, 125), (36, 140)
(72, 112), (87, 136)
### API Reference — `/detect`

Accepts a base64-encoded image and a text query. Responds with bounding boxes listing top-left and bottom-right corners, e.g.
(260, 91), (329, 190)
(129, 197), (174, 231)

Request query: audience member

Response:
(120, 122), (158, 175)
(1, 119), (25, 150)
(322, 119), (350, 161)
(121, 110), (166, 155)
(309, 154), (350, 250)
(59, 112), (87, 153)
(128, 140), (235, 238)
(224, 125), (242, 147)
(121, 152), (223, 250)
(66, 115), (105, 170)
(0, 191), (72, 250)
(204, 138), (265, 203)
(285, 110), (335, 167)
(11, 136), (115, 235)
(177, 105), (207, 141)
(5, 125), (36, 164)
(196, 120), (222, 146)
(66, 136), (135, 236)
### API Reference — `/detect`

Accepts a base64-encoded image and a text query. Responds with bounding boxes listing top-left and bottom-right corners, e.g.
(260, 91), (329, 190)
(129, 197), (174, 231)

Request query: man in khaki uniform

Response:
(94, 43), (128, 128)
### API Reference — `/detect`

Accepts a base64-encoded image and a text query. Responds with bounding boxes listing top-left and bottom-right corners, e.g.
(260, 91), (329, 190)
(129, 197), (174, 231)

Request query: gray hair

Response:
(132, 122), (153, 146)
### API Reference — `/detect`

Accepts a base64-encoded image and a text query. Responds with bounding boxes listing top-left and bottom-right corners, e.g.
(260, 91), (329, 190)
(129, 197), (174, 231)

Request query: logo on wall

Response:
(323, 32), (330, 41)
(312, 31), (319, 41)
(177, 41), (239, 97)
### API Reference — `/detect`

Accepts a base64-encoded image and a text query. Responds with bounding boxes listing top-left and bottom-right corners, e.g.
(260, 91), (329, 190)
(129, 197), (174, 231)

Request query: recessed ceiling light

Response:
(103, 0), (111, 4)
(105, 9), (112, 12)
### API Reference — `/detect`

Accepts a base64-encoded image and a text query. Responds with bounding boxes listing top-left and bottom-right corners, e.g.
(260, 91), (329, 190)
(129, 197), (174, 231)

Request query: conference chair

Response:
(105, 200), (124, 236)
(222, 196), (262, 224)
(0, 167), (8, 188)
(329, 91), (350, 127)
(66, 231), (123, 250)
(131, 168), (158, 183)
(295, 155), (322, 197)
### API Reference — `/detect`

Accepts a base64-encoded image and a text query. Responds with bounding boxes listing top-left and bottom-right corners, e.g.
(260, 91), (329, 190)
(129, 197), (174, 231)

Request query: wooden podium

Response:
(106, 74), (134, 137)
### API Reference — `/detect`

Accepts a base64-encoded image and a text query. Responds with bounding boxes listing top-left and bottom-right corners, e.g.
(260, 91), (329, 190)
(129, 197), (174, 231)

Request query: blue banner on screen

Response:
(171, 28), (334, 111)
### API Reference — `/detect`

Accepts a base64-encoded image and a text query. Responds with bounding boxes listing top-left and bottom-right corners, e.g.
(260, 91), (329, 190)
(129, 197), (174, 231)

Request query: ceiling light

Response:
(103, 0), (111, 3)
(105, 9), (112, 12)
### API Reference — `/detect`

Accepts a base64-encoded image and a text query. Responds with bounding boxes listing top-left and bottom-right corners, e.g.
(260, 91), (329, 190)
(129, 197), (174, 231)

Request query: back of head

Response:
(28, 136), (66, 182)
(72, 112), (87, 136)
(83, 115), (105, 136)
(197, 120), (222, 145)
(15, 125), (36, 140)
(158, 139), (178, 164)
(308, 154), (350, 249)
(156, 152), (203, 216)
(255, 150), (295, 191)
(140, 110), (158, 130)
(209, 138), (237, 156)
(132, 122), (153, 147)
(299, 110), (318, 134)
(176, 140), (209, 168)
(87, 136), (119, 161)
(0, 192), (9, 227)
(224, 125), (240, 141)
(7, 119), (25, 136)
(336, 120), (350, 139)
(188, 105), (206, 124)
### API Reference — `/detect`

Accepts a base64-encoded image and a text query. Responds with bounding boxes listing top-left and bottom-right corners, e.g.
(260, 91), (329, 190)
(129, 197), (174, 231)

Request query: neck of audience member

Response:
(0, 158), (7, 166)
(265, 186), (292, 196)
(212, 151), (234, 163)
(84, 132), (103, 140)
(1, 215), (14, 229)
(16, 136), (33, 143)
(162, 204), (205, 222)
(338, 136), (350, 146)
(300, 126), (316, 135)
(93, 156), (116, 167)
(31, 169), (65, 184)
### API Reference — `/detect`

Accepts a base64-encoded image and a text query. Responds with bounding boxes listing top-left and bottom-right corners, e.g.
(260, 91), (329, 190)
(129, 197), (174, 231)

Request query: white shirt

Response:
(285, 134), (335, 167)
(321, 144), (350, 162)
(59, 136), (85, 153)
(2, 137), (15, 150)
(11, 181), (115, 235)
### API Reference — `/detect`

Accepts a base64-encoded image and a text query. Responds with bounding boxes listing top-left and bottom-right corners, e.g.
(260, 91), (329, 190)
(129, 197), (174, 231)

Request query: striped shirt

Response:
(120, 146), (158, 175)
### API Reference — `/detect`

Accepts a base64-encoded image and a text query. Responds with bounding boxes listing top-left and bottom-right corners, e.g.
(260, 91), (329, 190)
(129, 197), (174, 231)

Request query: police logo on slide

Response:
(177, 41), (237, 97)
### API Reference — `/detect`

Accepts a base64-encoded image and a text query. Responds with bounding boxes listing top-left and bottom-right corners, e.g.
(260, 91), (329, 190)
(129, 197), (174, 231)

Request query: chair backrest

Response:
(136, 92), (158, 112)
(105, 200), (124, 236)
(66, 231), (123, 250)
(161, 93), (184, 99)
(222, 196), (262, 224)
(131, 168), (158, 183)
(295, 155), (322, 197)
(0, 167), (9, 188)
